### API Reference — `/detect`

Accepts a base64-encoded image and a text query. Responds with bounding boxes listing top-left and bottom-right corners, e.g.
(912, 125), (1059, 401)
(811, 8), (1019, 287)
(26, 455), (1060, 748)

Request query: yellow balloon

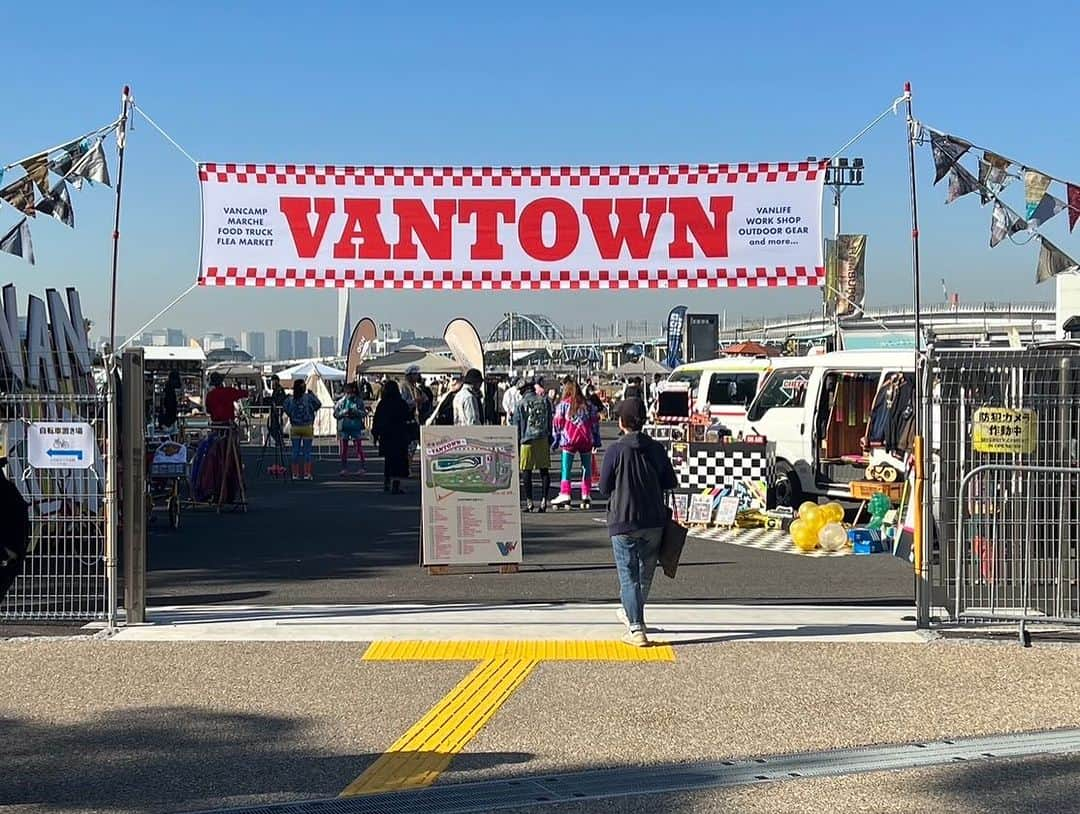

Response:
(801, 504), (823, 531)
(789, 519), (817, 551)
(824, 502), (845, 524)
(798, 501), (818, 519)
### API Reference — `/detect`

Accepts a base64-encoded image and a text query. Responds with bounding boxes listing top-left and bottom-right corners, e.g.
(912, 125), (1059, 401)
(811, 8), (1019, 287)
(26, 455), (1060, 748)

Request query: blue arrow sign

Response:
(47, 448), (84, 460)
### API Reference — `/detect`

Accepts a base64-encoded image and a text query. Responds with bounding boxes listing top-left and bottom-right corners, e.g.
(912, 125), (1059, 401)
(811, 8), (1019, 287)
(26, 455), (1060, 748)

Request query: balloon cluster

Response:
(789, 501), (847, 552)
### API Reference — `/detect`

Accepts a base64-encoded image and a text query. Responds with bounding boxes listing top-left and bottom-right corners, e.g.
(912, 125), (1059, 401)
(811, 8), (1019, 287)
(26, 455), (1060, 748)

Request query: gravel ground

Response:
(2, 638), (1078, 814)
(457, 639), (1080, 783)
(0, 641), (471, 814)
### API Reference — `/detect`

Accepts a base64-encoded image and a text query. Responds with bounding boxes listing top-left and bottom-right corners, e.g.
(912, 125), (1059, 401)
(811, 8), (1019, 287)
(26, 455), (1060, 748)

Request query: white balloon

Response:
(818, 522), (848, 552)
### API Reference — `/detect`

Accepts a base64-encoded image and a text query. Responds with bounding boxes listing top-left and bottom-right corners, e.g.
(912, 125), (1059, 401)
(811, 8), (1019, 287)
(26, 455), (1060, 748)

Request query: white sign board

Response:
(715, 496), (741, 527)
(420, 425), (523, 566)
(27, 422), (96, 469)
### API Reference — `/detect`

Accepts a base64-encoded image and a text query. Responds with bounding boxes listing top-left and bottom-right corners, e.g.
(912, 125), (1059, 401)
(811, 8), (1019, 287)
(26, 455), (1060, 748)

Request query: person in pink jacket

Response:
(551, 380), (602, 509)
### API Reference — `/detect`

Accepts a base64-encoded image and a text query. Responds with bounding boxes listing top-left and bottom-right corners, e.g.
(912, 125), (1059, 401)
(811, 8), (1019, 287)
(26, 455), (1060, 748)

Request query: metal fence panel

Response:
(930, 347), (1080, 629)
(0, 392), (109, 622)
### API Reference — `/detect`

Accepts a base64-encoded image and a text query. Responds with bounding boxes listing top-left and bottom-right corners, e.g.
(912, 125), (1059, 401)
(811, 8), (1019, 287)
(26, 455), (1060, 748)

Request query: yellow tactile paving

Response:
(341, 658), (538, 796)
(361, 639), (676, 662)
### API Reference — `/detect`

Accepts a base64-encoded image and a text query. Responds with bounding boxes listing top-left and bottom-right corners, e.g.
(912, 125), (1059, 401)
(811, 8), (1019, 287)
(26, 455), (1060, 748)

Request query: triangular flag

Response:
(36, 179), (74, 228)
(990, 202), (1027, 248)
(978, 151), (1011, 205)
(20, 153), (50, 195)
(1029, 193), (1067, 227)
(0, 176), (36, 216)
(67, 139), (110, 187)
(931, 133), (970, 185)
(946, 164), (979, 204)
(1036, 237), (1080, 283)
(50, 141), (88, 177)
(1025, 169), (1051, 218)
(0, 218), (34, 265)
(1068, 184), (1080, 232)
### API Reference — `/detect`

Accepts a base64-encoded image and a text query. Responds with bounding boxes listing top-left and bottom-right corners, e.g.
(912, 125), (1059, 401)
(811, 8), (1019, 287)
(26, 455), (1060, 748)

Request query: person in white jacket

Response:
(502, 378), (524, 426)
(453, 369), (485, 426)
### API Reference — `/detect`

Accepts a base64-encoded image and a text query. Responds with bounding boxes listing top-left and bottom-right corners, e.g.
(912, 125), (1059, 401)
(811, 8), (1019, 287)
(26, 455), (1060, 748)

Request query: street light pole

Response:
(507, 312), (515, 378)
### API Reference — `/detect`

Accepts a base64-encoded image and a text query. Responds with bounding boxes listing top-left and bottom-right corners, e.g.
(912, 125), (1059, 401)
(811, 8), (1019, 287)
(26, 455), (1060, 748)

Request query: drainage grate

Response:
(188, 729), (1080, 814)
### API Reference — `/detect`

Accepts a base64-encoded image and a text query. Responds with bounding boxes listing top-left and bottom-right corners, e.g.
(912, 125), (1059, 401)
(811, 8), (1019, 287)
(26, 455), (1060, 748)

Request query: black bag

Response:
(0, 475), (30, 600)
(658, 507), (688, 579)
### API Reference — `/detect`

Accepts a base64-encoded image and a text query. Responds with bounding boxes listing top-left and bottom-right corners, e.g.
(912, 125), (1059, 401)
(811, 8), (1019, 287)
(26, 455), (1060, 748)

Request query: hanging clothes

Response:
(886, 376), (916, 454)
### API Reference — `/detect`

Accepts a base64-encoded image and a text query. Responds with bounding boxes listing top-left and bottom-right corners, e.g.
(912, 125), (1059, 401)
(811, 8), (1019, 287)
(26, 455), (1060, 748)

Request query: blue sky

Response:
(2, 0), (1078, 342)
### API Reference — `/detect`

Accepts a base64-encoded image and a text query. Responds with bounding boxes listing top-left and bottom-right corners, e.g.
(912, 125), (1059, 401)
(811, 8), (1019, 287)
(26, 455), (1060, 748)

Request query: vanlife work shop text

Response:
(272, 195), (739, 262)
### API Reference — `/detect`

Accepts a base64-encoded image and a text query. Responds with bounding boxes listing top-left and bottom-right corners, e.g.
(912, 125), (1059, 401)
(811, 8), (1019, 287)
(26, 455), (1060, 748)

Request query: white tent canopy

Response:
(275, 360), (346, 382)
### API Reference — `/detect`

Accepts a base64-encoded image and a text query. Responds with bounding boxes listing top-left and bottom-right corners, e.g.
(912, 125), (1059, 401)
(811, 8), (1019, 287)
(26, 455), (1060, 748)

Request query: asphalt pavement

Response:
(143, 433), (912, 609)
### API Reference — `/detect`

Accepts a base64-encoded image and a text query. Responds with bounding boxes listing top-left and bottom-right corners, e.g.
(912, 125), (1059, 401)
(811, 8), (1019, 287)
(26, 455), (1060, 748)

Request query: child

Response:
(334, 382), (367, 475)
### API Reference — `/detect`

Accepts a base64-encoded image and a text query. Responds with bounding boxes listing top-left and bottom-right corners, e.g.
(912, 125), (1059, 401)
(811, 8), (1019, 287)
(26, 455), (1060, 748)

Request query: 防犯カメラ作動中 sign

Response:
(197, 161), (827, 291)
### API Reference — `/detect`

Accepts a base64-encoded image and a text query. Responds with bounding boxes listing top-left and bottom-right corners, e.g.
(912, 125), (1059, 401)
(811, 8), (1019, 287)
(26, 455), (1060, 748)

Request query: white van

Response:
(744, 350), (918, 505)
(664, 357), (773, 431)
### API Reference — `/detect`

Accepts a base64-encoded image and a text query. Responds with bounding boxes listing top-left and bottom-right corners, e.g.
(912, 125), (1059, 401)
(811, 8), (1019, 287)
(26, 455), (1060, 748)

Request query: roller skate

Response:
(550, 492), (572, 510)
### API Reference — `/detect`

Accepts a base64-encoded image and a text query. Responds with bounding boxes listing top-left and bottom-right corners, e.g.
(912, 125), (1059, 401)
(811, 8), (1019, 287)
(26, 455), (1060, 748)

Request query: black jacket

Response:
(598, 431), (677, 536)
(0, 472), (29, 600)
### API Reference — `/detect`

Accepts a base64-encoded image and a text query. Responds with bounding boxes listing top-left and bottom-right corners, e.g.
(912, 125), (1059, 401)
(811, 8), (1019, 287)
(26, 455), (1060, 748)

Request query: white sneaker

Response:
(550, 493), (571, 506)
(622, 630), (649, 647)
(616, 607), (630, 630)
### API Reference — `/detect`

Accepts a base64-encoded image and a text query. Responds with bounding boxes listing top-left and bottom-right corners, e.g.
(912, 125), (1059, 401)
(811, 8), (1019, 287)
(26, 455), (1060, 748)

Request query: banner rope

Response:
(131, 102), (199, 166)
(114, 282), (199, 353)
(826, 93), (909, 163)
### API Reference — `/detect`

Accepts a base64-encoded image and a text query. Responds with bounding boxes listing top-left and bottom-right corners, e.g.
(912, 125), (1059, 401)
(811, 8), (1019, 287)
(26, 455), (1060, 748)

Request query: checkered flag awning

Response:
(198, 162), (827, 291)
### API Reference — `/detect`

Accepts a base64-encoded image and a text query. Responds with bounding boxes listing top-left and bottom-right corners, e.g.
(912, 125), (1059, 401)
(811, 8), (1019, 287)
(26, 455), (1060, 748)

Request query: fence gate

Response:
(930, 347), (1080, 635)
(0, 391), (110, 622)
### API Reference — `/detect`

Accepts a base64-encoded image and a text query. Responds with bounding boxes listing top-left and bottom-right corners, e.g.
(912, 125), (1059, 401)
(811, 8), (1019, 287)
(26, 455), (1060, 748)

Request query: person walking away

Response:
(372, 379), (412, 493)
(503, 378), (524, 428)
(551, 380), (601, 509)
(283, 379), (322, 481)
(453, 369), (485, 426)
(0, 446), (30, 602)
(401, 365), (431, 423)
(334, 382), (367, 475)
(513, 377), (554, 512)
(598, 398), (677, 646)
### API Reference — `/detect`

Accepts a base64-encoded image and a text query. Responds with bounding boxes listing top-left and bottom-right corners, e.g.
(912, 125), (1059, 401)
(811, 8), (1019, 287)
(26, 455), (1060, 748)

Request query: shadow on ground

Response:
(0, 708), (531, 814)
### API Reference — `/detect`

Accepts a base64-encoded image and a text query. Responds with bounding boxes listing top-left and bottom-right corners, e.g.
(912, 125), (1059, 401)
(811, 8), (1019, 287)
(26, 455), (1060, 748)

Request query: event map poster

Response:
(420, 425), (523, 566)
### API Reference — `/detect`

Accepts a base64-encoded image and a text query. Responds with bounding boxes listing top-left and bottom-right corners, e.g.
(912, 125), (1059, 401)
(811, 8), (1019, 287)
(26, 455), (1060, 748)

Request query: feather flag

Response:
(1028, 193), (1066, 228)
(20, 153), (50, 195)
(1035, 237), (1080, 284)
(0, 176), (36, 216)
(36, 179), (74, 228)
(990, 202), (1026, 248)
(0, 218), (34, 264)
(946, 164), (979, 204)
(1068, 184), (1080, 232)
(67, 139), (110, 187)
(1025, 170), (1051, 218)
(931, 133), (970, 184)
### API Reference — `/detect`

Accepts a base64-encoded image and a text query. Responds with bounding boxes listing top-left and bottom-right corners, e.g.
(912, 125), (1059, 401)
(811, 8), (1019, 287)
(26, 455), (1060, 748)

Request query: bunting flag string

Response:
(0, 116), (118, 264)
(916, 120), (1080, 284)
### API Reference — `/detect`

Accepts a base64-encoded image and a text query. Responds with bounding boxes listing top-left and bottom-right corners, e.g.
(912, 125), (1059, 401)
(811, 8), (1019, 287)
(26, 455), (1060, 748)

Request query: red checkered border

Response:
(198, 266), (825, 290)
(197, 161), (828, 188)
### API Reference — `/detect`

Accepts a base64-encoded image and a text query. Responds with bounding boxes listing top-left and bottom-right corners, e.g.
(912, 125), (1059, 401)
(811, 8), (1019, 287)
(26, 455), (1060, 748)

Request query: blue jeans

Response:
(291, 435), (313, 463)
(611, 527), (663, 633)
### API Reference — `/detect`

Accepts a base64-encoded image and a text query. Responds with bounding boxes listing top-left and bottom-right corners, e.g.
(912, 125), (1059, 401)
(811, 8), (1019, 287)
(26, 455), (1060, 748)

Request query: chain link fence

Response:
(1, 391), (110, 622)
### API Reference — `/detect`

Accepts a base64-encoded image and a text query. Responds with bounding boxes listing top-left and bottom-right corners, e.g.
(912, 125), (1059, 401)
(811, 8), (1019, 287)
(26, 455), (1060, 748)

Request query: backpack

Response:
(523, 397), (549, 440)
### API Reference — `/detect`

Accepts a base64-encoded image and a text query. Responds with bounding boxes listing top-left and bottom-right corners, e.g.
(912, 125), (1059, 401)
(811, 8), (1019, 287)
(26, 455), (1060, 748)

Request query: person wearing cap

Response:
(401, 364), (433, 424)
(453, 368), (485, 426)
(598, 397), (678, 647)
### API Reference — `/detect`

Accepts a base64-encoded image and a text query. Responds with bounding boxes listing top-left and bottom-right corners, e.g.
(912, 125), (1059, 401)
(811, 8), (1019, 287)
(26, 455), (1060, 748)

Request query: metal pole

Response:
(104, 85), (132, 631)
(508, 312), (514, 378)
(905, 81), (931, 627)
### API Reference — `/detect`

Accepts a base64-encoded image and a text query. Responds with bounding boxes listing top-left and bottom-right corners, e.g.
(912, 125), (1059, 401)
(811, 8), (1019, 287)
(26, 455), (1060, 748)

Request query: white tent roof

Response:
(276, 360), (346, 382)
(143, 345), (206, 362)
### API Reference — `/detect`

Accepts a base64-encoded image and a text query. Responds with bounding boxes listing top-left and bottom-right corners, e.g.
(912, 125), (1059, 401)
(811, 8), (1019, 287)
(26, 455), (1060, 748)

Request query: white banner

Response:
(198, 162), (826, 290)
(420, 425), (523, 566)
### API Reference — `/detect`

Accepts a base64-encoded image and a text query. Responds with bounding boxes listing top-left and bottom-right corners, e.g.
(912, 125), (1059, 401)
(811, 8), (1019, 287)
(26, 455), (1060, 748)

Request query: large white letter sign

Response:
(197, 161), (826, 291)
